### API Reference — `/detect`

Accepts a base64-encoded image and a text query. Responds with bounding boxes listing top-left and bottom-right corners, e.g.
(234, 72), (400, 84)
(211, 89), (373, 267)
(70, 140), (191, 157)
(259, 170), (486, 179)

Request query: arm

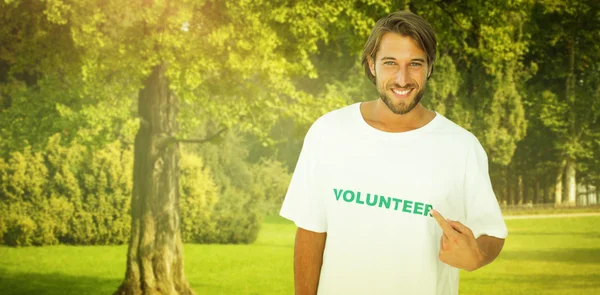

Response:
(475, 235), (505, 268)
(294, 227), (327, 295)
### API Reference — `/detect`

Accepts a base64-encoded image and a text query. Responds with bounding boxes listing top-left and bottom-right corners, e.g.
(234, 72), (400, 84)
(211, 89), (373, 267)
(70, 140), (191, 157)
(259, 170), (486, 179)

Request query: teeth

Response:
(392, 89), (411, 95)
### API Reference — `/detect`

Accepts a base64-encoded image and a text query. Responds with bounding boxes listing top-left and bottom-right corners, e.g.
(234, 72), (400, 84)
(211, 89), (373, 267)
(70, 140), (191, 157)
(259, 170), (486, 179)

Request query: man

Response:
(280, 10), (507, 295)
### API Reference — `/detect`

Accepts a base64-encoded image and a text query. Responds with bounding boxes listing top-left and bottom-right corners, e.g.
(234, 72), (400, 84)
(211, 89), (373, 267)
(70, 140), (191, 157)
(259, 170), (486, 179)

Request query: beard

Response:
(377, 82), (425, 115)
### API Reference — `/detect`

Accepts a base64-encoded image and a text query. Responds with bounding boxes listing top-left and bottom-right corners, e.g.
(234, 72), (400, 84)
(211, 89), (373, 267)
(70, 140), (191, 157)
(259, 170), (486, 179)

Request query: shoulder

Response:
(305, 103), (359, 137)
(431, 114), (485, 153)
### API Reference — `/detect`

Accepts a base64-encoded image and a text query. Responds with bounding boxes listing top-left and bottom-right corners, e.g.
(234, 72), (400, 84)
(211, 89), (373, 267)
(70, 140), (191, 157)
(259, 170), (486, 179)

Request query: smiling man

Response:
(280, 10), (507, 295)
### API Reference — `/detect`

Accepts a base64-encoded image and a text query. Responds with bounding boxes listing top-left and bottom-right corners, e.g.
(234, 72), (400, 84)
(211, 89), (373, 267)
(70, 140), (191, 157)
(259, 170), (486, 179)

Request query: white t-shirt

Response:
(280, 102), (508, 295)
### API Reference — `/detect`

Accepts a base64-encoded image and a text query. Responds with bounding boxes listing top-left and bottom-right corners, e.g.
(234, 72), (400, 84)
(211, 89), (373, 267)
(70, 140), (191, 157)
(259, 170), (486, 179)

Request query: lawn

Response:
(501, 205), (600, 216)
(1, 215), (599, 295)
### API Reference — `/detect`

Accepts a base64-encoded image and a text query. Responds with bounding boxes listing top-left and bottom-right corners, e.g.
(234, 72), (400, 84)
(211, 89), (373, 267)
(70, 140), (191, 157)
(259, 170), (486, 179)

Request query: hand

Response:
(431, 209), (486, 271)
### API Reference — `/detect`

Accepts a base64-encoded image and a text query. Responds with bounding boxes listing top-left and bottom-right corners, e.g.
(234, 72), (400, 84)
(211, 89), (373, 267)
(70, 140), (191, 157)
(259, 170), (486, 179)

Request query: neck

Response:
(361, 99), (435, 133)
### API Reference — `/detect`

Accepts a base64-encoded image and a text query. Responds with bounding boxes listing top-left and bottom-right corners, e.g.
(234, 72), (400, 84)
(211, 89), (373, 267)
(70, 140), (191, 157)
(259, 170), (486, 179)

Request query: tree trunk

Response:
(541, 174), (548, 204)
(115, 64), (195, 295)
(517, 174), (524, 205)
(565, 157), (577, 206)
(582, 181), (589, 206)
(596, 179), (600, 205)
(585, 181), (596, 205)
(591, 183), (595, 205)
(555, 160), (565, 205)
(504, 164), (514, 205)
(534, 179), (540, 205)
(546, 175), (554, 204)
(540, 180), (546, 204)
(563, 39), (577, 207)
(499, 166), (508, 205)
(509, 170), (517, 206)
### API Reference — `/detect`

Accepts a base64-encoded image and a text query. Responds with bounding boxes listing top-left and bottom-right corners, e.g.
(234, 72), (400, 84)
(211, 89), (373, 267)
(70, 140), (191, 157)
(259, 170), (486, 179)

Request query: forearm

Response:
(294, 228), (327, 295)
(475, 235), (505, 267)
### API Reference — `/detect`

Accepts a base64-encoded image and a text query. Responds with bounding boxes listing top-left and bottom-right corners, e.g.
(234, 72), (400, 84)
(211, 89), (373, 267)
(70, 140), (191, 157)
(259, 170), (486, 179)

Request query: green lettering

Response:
(333, 189), (343, 201)
(355, 191), (365, 204)
(413, 202), (424, 215)
(378, 195), (391, 209)
(332, 188), (433, 219)
(343, 190), (355, 202)
(402, 200), (413, 213)
(366, 194), (378, 206)
(424, 204), (433, 217)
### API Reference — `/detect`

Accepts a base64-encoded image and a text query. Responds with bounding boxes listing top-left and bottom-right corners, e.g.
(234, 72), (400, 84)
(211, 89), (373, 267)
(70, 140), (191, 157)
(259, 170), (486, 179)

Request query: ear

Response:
(368, 57), (376, 76)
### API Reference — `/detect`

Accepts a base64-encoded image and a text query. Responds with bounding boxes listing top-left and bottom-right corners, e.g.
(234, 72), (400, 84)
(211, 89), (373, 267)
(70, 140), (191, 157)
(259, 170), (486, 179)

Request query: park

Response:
(1, 0), (599, 294)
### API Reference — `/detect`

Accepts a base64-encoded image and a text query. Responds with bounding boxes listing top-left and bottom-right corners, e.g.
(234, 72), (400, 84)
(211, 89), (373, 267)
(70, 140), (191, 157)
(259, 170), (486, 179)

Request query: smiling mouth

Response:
(391, 88), (412, 96)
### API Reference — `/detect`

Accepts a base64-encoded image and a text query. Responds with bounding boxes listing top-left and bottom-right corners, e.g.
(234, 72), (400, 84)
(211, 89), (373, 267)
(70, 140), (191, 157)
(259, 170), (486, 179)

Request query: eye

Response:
(410, 62), (423, 67)
(383, 61), (396, 66)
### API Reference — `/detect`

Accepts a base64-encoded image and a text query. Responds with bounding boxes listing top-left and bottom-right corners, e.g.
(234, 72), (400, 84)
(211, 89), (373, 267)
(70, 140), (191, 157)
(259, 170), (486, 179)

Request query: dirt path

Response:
(503, 212), (600, 220)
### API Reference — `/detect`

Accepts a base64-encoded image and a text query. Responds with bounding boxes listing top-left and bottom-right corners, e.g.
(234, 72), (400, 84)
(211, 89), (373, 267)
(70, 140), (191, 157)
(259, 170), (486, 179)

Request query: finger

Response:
(431, 209), (457, 237)
(440, 235), (445, 251)
(448, 220), (474, 236)
(440, 234), (449, 251)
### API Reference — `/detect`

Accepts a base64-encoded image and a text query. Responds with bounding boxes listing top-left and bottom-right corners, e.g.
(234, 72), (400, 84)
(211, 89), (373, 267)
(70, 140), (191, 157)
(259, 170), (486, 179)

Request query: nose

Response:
(394, 66), (409, 87)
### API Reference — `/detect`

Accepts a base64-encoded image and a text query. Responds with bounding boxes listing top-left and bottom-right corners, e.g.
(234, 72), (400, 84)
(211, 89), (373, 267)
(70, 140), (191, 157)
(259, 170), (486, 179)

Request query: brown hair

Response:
(361, 10), (437, 84)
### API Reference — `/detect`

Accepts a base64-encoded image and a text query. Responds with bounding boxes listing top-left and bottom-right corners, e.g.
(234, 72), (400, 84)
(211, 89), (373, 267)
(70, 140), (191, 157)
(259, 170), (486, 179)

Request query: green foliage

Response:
(0, 0), (368, 143)
(513, 0), (600, 203)
(196, 154), (298, 244)
(207, 186), (263, 244)
(0, 146), (56, 246)
(179, 151), (219, 243)
(195, 130), (262, 244)
(422, 54), (460, 116)
(68, 140), (133, 245)
(478, 70), (527, 166)
(194, 128), (291, 244)
(251, 159), (292, 216)
(0, 135), (133, 246)
(0, 133), (273, 246)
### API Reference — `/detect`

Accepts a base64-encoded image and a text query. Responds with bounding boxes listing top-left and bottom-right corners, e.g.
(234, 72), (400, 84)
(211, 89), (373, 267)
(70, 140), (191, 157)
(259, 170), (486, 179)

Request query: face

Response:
(368, 33), (430, 115)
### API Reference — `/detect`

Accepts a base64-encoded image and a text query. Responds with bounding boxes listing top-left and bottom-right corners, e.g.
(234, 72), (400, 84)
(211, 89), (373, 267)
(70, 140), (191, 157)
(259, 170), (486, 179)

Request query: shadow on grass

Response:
(462, 273), (600, 291)
(509, 231), (598, 236)
(500, 248), (600, 264)
(0, 267), (121, 295)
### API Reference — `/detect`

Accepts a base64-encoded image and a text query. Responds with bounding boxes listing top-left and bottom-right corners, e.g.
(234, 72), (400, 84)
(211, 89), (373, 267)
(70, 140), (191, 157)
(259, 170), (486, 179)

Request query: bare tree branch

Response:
(434, 1), (471, 32)
(177, 127), (229, 144)
(155, 128), (228, 150)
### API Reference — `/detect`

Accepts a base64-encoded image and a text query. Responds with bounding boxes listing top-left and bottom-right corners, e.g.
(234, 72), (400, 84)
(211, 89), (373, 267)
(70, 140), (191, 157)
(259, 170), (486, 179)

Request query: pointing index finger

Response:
(431, 209), (457, 237)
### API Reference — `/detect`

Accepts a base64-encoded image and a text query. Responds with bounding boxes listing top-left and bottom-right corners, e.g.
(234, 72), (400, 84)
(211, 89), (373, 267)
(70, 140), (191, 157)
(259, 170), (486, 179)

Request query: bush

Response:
(203, 158), (292, 244)
(72, 140), (133, 245)
(0, 135), (134, 246)
(204, 186), (263, 244)
(0, 146), (57, 246)
(179, 151), (219, 243)
(196, 130), (269, 244)
(3, 213), (36, 247)
(251, 159), (292, 215)
(0, 131), (285, 246)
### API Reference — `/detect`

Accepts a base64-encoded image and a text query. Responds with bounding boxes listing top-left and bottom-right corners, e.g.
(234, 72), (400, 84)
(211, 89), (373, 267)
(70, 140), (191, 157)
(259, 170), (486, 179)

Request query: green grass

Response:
(502, 205), (600, 216)
(1, 215), (599, 295)
(461, 216), (600, 295)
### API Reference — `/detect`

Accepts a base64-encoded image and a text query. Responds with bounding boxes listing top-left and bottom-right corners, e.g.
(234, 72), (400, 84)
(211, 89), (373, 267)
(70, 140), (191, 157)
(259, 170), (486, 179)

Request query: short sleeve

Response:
(463, 137), (508, 239)
(279, 122), (327, 233)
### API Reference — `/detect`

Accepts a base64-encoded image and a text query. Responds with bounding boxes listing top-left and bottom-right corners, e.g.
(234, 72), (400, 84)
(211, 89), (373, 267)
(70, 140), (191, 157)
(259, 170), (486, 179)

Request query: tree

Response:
(524, 0), (600, 205)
